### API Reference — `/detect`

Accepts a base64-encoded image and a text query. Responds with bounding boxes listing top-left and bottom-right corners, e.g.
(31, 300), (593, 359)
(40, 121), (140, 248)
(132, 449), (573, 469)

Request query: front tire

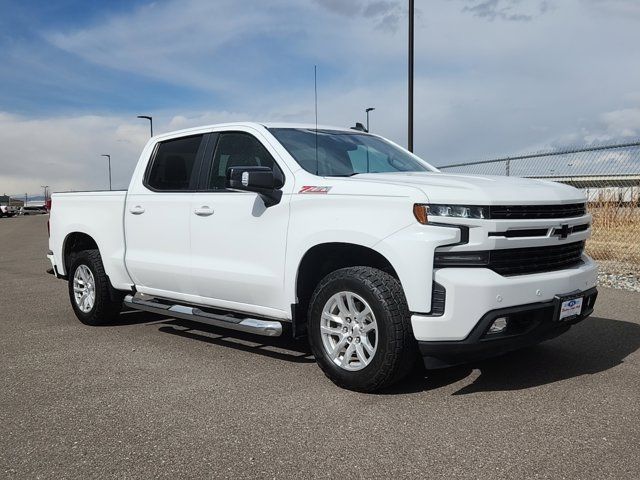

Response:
(308, 266), (418, 392)
(67, 249), (123, 326)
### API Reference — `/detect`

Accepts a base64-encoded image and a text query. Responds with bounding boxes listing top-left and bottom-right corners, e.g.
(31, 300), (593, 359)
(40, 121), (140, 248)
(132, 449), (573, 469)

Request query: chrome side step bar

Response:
(123, 294), (283, 337)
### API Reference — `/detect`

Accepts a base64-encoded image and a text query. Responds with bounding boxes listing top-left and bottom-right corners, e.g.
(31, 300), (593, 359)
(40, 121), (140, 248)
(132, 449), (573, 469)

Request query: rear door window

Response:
(146, 135), (205, 191)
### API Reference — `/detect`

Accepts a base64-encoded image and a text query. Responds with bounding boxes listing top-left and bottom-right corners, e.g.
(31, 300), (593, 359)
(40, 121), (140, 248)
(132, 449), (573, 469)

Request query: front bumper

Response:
(411, 255), (598, 367)
(418, 287), (597, 368)
(411, 255), (598, 342)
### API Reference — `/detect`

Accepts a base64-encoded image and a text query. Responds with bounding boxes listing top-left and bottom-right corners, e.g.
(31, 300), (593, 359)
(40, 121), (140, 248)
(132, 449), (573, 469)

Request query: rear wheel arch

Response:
(62, 232), (100, 274)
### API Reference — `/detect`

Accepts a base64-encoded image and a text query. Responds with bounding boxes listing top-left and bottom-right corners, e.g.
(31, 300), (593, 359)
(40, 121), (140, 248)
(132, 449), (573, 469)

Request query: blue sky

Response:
(1, 0), (640, 194)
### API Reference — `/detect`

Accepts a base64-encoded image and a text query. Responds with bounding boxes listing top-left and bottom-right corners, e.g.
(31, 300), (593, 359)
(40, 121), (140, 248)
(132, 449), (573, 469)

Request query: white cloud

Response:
(47, 0), (282, 93)
(601, 108), (640, 138)
(458, 0), (550, 22)
(0, 113), (149, 195)
(581, 0), (640, 18)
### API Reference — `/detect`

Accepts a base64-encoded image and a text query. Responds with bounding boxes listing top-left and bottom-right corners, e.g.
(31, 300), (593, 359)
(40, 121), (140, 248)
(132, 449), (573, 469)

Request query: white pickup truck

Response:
(48, 122), (598, 391)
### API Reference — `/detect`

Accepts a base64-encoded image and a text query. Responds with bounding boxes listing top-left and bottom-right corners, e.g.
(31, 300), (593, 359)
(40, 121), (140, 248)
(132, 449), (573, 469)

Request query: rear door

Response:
(189, 129), (292, 317)
(124, 133), (209, 296)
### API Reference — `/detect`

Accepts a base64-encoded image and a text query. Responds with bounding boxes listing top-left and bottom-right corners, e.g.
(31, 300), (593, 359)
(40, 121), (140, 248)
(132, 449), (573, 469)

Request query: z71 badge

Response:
(299, 186), (332, 194)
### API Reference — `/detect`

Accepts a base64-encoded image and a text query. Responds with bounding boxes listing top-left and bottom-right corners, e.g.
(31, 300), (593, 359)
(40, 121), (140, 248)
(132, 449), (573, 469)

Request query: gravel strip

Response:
(597, 260), (640, 292)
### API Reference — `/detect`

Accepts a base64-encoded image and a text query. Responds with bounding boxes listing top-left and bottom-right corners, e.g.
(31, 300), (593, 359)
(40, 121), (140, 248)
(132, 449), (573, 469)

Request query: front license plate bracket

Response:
(554, 291), (584, 322)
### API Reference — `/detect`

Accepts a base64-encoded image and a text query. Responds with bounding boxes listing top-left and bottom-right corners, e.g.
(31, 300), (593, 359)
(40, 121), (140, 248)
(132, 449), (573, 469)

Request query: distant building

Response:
(0, 195), (24, 207)
(530, 174), (640, 204)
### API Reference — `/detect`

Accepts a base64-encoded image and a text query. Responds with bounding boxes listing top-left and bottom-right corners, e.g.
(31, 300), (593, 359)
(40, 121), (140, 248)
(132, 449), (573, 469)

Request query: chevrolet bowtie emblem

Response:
(553, 224), (571, 239)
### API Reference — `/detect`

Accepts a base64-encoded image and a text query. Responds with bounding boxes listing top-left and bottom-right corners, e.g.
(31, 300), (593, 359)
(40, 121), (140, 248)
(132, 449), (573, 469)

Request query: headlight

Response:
(413, 204), (488, 224)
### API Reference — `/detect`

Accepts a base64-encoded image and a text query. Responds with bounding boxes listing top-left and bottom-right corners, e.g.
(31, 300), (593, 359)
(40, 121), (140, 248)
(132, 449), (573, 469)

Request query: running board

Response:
(123, 294), (283, 337)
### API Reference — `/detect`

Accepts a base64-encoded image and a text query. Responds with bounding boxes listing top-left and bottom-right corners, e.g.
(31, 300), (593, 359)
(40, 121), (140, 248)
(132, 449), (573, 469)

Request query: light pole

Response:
(365, 107), (375, 132)
(408, 0), (414, 152)
(101, 155), (112, 191)
(137, 115), (153, 137)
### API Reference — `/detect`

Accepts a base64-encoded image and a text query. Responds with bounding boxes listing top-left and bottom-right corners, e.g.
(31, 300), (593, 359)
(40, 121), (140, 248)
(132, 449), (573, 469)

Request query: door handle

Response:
(129, 205), (145, 215)
(194, 206), (214, 217)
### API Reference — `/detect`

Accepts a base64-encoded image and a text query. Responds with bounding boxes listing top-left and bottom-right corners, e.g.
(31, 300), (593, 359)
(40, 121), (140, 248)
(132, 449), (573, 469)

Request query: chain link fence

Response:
(437, 140), (640, 289)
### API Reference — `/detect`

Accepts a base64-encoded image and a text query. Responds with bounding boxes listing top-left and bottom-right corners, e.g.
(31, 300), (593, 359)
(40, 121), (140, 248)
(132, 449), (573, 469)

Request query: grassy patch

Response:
(587, 205), (640, 266)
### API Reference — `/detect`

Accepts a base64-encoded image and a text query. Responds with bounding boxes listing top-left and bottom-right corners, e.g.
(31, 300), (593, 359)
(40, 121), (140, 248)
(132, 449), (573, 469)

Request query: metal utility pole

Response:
(137, 115), (153, 137)
(101, 155), (112, 191)
(365, 107), (375, 132)
(408, 0), (414, 152)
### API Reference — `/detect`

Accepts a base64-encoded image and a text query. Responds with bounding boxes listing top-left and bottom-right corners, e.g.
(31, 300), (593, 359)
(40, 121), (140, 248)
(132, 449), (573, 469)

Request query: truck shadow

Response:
(116, 311), (639, 394)
(118, 310), (315, 364)
(389, 316), (640, 395)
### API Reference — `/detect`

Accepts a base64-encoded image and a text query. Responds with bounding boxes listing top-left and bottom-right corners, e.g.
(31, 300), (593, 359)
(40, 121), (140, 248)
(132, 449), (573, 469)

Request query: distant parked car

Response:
(20, 206), (48, 215)
(0, 205), (19, 217)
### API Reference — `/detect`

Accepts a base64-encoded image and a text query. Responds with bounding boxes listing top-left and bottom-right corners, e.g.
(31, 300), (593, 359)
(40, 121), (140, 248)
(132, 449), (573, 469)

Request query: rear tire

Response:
(308, 266), (418, 392)
(67, 249), (123, 326)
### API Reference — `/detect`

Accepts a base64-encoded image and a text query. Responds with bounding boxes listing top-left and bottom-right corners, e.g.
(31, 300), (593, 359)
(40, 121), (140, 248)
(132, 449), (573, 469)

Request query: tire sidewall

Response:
(309, 273), (399, 390)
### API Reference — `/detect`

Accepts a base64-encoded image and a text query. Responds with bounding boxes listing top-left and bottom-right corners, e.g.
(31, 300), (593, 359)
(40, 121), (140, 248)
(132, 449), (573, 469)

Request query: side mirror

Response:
(226, 166), (283, 207)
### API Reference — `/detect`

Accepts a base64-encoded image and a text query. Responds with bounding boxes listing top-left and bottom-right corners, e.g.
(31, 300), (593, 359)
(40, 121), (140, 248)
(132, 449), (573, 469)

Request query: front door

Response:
(189, 130), (291, 318)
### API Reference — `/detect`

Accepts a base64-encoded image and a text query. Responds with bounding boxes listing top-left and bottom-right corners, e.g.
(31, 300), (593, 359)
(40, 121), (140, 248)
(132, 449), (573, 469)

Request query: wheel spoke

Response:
(361, 321), (376, 334)
(79, 267), (89, 284)
(321, 325), (343, 336)
(362, 336), (375, 355)
(346, 293), (357, 315)
(355, 344), (367, 364)
(341, 343), (356, 367)
(357, 306), (371, 322)
(80, 293), (89, 310)
(337, 295), (349, 316)
(330, 337), (348, 360)
(322, 311), (343, 325)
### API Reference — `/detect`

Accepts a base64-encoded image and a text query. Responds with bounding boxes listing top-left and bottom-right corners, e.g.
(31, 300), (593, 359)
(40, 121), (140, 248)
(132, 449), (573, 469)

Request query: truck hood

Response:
(352, 172), (585, 205)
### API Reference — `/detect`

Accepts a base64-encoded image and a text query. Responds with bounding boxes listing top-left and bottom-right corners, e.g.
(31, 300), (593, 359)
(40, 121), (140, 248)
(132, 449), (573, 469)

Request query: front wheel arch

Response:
(293, 242), (400, 337)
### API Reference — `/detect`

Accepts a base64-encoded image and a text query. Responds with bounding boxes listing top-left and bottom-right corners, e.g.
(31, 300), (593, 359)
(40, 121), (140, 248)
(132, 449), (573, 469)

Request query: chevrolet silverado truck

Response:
(47, 122), (598, 391)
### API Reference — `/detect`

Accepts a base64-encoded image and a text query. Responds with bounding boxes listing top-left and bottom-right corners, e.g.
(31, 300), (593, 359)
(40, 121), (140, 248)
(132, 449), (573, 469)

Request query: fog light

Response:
(488, 316), (508, 334)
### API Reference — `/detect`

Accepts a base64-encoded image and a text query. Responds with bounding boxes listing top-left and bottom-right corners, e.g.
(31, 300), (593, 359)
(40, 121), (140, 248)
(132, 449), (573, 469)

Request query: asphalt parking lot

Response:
(1, 215), (639, 479)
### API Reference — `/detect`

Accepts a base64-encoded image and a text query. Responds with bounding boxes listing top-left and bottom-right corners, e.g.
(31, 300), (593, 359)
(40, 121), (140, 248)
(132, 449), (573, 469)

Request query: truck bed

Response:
(49, 191), (133, 289)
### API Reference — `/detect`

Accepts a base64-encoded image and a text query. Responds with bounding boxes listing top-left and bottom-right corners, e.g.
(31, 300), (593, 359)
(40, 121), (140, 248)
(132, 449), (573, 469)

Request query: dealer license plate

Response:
(558, 296), (583, 321)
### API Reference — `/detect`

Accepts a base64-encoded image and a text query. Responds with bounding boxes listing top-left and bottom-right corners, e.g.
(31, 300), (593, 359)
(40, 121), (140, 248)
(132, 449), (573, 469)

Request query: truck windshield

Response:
(269, 128), (435, 177)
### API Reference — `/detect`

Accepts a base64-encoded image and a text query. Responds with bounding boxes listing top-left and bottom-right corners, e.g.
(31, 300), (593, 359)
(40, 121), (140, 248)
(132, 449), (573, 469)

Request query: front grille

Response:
(489, 203), (586, 219)
(434, 241), (585, 276)
(489, 241), (585, 275)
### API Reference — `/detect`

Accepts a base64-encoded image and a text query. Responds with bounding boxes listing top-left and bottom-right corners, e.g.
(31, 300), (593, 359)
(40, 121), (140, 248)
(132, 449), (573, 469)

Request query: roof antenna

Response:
(314, 65), (319, 176)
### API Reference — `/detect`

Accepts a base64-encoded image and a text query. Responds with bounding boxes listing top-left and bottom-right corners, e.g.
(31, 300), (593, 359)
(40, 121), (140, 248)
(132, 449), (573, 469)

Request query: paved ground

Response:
(1, 215), (639, 479)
